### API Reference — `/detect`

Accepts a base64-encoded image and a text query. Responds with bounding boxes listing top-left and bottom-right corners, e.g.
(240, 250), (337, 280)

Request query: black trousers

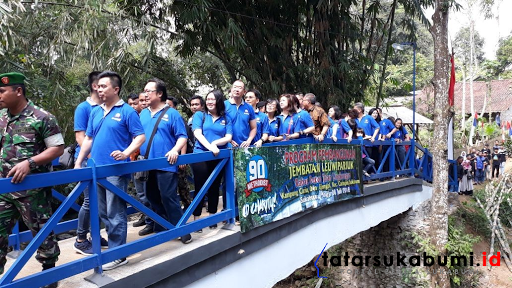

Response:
(191, 160), (224, 216)
(492, 164), (500, 178)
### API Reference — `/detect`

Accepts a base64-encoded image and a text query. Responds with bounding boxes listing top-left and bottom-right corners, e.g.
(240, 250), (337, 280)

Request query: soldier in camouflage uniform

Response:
(177, 165), (192, 210)
(0, 72), (64, 279)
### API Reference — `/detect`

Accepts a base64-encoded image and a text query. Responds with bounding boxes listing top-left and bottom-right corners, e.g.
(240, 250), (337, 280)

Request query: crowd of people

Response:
(0, 70), (418, 284)
(454, 141), (508, 196)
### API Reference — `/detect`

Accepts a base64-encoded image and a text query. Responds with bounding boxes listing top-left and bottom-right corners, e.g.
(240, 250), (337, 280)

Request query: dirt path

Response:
(505, 158), (512, 174)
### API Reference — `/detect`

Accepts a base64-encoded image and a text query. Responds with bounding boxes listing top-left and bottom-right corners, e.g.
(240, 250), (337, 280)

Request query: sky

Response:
(439, 1), (512, 60)
(425, 1), (512, 60)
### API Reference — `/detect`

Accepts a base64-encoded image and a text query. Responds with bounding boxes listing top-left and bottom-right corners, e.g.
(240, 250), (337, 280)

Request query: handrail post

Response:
(225, 149), (236, 224)
(87, 158), (103, 274)
(409, 142), (415, 177)
(423, 148), (429, 180)
(390, 141), (395, 179)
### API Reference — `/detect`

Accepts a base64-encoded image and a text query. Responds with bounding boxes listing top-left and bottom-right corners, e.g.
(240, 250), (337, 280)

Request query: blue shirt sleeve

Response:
(192, 112), (205, 131)
(85, 108), (98, 138)
(172, 112), (188, 139)
(248, 105), (256, 121)
(292, 114), (301, 133)
(340, 119), (350, 134)
(226, 116), (233, 135)
(262, 115), (270, 134)
(74, 102), (89, 132)
(302, 112), (314, 129)
(126, 108), (145, 138)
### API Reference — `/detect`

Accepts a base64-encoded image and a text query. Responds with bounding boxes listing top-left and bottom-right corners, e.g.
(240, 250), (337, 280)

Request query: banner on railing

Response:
(235, 143), (363, 233)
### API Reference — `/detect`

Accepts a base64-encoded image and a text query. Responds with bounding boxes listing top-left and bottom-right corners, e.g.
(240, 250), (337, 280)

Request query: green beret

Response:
(0, 72), (26, 87)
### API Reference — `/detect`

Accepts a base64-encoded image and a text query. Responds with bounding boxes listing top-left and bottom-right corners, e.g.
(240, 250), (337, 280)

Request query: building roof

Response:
(417, 79), (512, 114)
(365, 106), (433, 124)
(380, 106), (433, 124)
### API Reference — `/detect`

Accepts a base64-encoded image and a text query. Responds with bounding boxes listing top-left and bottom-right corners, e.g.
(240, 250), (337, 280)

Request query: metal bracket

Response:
(221, 223), (236, 231)
(84, 272), (115, 287)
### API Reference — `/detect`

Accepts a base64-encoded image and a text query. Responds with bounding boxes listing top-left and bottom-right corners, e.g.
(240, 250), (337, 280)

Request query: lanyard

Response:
(286, 114), (294, 134)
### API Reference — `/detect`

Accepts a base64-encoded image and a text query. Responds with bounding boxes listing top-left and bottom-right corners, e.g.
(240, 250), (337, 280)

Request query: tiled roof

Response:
(416, 79), (512, 113)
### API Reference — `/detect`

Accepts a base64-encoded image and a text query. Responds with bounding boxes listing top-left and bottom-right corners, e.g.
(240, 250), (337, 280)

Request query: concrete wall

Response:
(326, 201), (433, 287)
(187, 184), (432, 288)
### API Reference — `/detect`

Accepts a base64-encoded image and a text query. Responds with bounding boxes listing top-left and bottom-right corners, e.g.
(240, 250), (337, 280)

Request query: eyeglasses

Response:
(143, 89), (157, 94)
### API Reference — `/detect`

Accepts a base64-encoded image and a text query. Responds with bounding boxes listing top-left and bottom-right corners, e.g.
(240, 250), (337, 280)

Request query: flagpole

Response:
(448, 51), (455, 160)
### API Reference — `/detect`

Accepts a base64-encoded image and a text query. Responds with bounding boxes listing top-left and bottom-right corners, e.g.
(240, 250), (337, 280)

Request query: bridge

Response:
(0, 138), (434, 287)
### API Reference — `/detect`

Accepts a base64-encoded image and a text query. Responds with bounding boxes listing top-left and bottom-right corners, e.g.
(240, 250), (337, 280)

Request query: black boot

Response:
(41, 264), (58, 288)
(133, 214), (146, 227)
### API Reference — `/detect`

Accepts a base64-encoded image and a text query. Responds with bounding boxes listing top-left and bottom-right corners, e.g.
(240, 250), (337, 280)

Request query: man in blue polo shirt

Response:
(353, 102), (380, 141)
(73, 71), (109, 255)
(294, 94), (315, 138)
(74, 71), (146, 271)
(139, 78), (192, 244)
(245, 89), (269, 147)
(225, 80), (256, 147)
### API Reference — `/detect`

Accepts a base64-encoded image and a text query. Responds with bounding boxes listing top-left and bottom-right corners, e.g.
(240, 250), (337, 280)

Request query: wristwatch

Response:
(27, 158), (37, 170)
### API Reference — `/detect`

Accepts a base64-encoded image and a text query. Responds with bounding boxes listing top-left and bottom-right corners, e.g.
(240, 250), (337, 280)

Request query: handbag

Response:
(58, 142), (78, 169)
(134, 106), (170, 181)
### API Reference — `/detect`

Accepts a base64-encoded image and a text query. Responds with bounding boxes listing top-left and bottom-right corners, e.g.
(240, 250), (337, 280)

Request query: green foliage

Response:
(406, 231), (439, 257)
(504, 139), (512, 158)
(385, 52), (434, 97)
(1, 0), (438, 141)
(167, 0), (433, 109)
(482, 122), (501, 139)
(496, 35), (512, 75)
(446, 217), (480, 262)
(454, 26), (486, 68)
(474, 182), (512, 230)
(404, 217), (481, 288)
(457, 191), (492, 238)
(446, 215), (480, 286)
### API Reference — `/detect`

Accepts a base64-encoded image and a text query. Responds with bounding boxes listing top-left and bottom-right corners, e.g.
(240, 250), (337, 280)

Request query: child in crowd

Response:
(474, 152), (486, 185)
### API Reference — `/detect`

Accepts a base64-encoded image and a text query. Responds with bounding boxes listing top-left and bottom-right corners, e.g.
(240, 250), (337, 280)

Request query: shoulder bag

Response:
(135, 106), (170, 181)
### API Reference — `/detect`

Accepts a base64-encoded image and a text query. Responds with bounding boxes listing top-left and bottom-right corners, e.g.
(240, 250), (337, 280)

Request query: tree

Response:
(429, 0), (452, 286)
(165, 0), (432, 110)
(379, 6), (435, 99)
(453, 27), (485, 69)
(454, 26), (485, 133)
(0, 1), (205, 142)
(496, 34), (512, 77)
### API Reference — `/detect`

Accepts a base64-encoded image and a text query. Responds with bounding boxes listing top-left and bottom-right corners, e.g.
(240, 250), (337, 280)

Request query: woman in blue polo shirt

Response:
(391, 118), (410, 170)
(327, 106), (341, 141)
(265, 98), (282, 142)
(354, 103), (380, 169)
(191, 90), (233, 230)
(272, 94), (300, 141)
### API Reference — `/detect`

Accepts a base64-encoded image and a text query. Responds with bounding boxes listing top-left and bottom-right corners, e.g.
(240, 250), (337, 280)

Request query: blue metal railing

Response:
(0, 150), (235, 288)
(448, 159), (459, 192)
(0, 138), (433, 287)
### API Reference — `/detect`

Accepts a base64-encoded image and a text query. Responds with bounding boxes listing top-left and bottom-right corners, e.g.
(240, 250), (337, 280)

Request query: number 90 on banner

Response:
(246, 156), (268, 192)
